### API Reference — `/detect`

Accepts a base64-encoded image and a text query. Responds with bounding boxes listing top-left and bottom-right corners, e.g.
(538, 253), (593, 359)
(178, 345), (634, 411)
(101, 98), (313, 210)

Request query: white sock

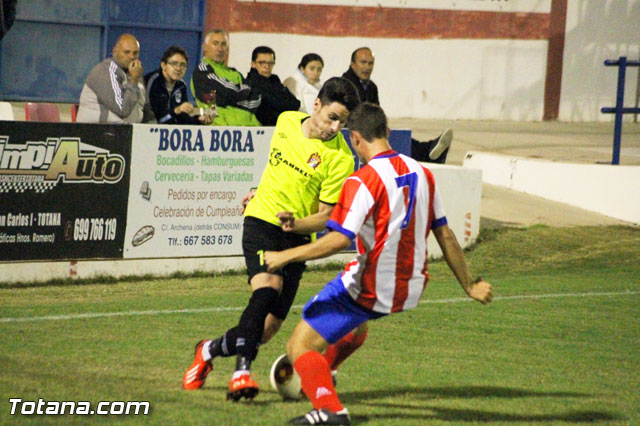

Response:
(201, 340), (212, 362)
(232, 369), (250, 380)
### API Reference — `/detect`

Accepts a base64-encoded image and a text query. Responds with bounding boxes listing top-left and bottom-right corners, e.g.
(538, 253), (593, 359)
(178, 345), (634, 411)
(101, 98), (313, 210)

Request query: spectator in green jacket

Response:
(191, 29), (262, 126)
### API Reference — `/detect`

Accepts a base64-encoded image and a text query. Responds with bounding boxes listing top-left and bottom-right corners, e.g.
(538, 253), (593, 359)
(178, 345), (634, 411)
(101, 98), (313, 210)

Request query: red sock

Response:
(323, 331), (368, 370)
(293, 351), (343, 413)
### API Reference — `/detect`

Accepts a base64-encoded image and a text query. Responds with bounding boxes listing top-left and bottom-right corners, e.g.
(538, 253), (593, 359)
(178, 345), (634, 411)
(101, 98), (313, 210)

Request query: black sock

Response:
(235, 287), (279, 371)
(209, 326), (239, 358)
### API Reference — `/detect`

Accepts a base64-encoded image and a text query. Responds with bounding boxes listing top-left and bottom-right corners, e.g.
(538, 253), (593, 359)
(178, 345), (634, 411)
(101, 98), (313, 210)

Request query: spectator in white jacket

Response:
(283, 53), (323, 114)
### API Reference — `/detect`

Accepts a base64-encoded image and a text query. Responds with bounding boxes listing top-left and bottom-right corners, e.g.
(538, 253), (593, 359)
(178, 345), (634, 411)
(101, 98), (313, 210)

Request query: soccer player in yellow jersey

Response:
(183, 77), (361, 400)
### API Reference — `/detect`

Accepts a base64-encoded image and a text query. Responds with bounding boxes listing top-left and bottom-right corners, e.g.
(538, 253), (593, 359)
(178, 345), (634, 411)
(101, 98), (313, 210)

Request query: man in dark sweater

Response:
(341, 47), (452, 163)
(341, 48), (379, 105)
(245, 46), (300, 126)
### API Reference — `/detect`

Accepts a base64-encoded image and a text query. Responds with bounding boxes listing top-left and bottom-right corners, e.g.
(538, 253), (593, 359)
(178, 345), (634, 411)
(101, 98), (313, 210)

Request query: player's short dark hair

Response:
(161, 45), (188, 64)
(347, 102), (387, 141)
(350, 47), (371, 63)
(251, 46), (275, 62)
(317, 77), (361, 112)
(298, 53), (323, 69)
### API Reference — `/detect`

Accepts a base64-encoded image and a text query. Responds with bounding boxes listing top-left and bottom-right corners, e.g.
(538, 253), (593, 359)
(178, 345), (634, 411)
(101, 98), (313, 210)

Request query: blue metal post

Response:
(611, 57), (626, 165)
(602, 57), (640, 165)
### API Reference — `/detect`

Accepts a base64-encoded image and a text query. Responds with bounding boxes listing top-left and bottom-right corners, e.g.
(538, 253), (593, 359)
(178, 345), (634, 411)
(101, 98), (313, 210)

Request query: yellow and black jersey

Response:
(244, 111), (354, 229)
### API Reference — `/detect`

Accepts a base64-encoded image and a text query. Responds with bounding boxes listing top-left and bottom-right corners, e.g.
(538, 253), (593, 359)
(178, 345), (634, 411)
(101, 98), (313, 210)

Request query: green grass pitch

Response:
(0, 225), (638, 425)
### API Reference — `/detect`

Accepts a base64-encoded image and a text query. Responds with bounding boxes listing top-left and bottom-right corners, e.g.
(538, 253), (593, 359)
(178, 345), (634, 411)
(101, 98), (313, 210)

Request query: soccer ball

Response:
(269, 353), (302, 400)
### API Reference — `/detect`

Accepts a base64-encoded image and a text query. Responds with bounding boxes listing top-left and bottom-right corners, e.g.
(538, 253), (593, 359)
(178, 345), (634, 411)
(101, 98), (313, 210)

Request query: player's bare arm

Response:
(264, 231), (351, 272)
(432, 224), (493, 304)
(241, 188), (257, 213)
(276, 201), (334, 234)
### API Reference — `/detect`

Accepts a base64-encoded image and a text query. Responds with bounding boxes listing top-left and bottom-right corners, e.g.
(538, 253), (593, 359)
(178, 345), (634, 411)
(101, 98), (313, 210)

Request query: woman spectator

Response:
(283, 53), (324, 114)
(145, 45), (213, 124)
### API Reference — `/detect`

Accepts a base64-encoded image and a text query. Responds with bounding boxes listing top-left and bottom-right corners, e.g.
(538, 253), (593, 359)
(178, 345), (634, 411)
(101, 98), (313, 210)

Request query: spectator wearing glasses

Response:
(245, 46), (300, 126)
(77, 33), (155, 123)
(191, 29), (261, 126)
(144, 45), (213, 125)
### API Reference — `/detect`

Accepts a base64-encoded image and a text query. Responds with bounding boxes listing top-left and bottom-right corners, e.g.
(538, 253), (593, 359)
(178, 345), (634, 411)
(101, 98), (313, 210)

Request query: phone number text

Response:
(168, 235), (233, 246)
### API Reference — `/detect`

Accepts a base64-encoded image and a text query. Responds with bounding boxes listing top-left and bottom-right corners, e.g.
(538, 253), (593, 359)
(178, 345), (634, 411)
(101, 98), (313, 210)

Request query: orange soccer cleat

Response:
(227, 373), (259, 401)
(182, 340), (213, 390)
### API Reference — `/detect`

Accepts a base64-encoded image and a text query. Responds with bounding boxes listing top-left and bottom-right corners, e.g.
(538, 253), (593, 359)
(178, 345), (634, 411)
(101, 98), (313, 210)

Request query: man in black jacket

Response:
(245, 46), (300, 126)
(341, 48), (379, 105)
(145, 45), (212, 125)
(342, 47), (452, 164)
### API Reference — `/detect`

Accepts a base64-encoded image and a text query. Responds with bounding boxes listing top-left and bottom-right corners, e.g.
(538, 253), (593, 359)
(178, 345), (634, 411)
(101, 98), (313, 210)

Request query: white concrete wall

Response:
(463, 151), (640, 224)
(426, 163), (483, 259)
(229, 33), (548, 121)
(559, 0), (640, 122)
(226, 1), (639, 122)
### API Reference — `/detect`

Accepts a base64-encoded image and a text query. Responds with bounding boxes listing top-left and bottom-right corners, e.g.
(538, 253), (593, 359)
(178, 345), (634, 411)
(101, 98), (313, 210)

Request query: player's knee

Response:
(286, 336), (302, 363)
(286, 328), (309, 363)
(286, 321), (324, 363)
(250, 272), (283, 292)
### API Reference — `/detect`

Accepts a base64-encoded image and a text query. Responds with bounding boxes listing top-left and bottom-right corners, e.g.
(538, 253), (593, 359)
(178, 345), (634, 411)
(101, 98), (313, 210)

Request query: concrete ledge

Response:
(425, 163), (483, 259)
(462, 151), (640, 224)
(0, 254), (355, 284)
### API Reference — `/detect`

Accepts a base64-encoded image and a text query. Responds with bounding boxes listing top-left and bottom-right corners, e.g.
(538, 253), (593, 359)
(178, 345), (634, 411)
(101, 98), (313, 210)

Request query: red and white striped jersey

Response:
(326, 150), (447, 314)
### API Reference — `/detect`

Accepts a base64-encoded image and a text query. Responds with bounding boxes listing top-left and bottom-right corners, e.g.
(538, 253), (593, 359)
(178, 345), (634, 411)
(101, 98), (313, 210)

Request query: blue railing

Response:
(601, 56), (640, 165)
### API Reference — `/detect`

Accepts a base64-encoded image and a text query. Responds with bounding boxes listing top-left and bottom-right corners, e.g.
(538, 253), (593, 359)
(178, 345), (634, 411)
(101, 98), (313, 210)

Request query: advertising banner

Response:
(123, 125), (411, 259)
(123, 125), (271, 258)
(0, 121), (131, 261)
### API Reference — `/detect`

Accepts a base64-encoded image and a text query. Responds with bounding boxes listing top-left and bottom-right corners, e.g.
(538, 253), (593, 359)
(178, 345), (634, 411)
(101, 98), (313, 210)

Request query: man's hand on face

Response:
(128, 59), (143, 82)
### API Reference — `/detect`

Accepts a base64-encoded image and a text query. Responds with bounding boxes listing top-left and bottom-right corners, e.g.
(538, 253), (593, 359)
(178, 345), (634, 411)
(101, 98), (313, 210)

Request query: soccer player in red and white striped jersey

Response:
(264, 102), (492, 425)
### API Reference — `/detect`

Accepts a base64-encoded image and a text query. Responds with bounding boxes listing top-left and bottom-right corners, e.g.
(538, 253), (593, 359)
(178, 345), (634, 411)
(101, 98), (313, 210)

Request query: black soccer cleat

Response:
(289, 408), (350, 425)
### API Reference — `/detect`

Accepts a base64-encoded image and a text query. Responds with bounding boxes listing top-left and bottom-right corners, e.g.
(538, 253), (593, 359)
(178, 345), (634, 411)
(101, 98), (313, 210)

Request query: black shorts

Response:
(242, 216), (311, 320)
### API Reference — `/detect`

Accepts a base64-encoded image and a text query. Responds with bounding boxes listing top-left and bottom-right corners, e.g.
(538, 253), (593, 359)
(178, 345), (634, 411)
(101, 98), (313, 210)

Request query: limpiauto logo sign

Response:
(0, 136), (125, 193)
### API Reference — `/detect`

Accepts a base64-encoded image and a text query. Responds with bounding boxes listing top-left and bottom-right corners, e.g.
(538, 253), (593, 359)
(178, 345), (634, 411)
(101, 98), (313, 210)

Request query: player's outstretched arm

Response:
(264, 231), (351, 272)
(432, 224), (493, 304)
(276, 201), (334, 234)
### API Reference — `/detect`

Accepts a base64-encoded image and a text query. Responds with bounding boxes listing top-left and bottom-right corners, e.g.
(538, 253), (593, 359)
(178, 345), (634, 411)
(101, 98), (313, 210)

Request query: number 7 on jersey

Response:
(395, 172), (418, 229)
